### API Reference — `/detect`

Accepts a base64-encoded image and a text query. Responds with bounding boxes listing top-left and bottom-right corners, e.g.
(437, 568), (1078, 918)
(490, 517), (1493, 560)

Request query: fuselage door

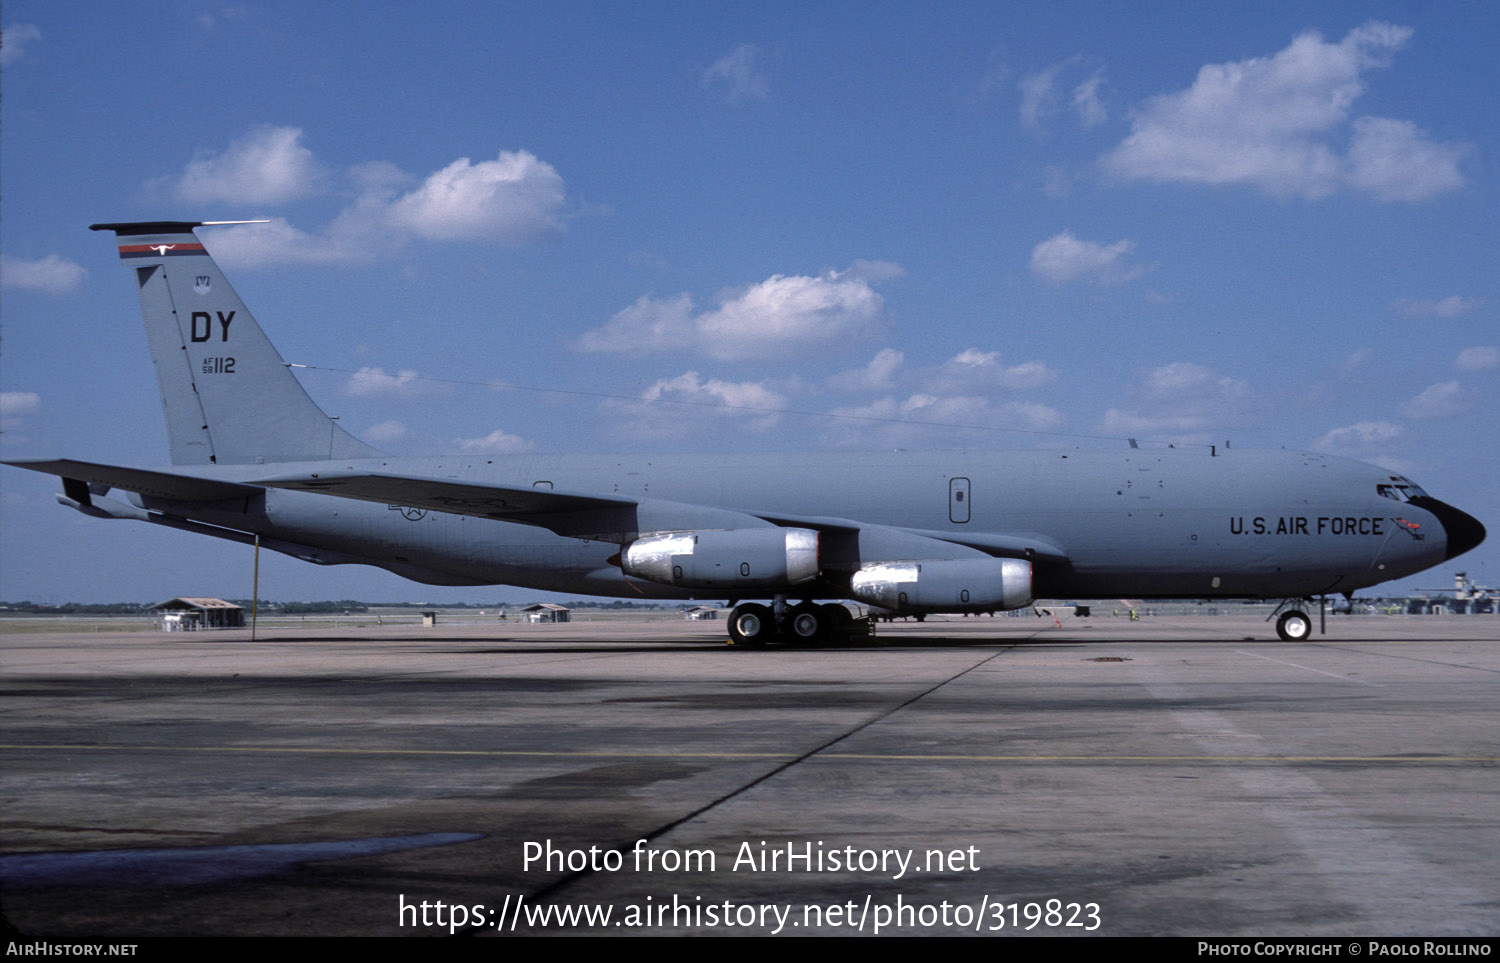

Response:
(949, 476), (971, 524)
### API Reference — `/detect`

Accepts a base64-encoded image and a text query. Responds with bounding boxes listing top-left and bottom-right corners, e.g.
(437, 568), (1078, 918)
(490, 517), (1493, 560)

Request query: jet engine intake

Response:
(622, 527), (819, 589)
(849, 557), (1032, 613)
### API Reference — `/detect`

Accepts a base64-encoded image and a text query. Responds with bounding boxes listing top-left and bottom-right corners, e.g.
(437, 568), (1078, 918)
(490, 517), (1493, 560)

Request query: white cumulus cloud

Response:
(1071, 69), (1108, 127)
(1, 391), (41, 431)
(1345, 117), (1468, 202)
(602, 372), (788, 439)
(923, 350), (1059, 393)
(1020, 57), (1106, 132)
(1, 23), (42, 66)
(829, 348), (905, 392)
(172, 126), (323, 204)
(1099, 362), (1255, 443)
(1313, 420), (1405, 457)
(1390, 295), (1484, 318)
(577, 264), (894, 362)
(576, 293), (695, 356)
(1455, 346), (1499, 373)
(341, 367), (431, 398)
(1019, 62), (1064, 131)
(164, 133), (567, 268)
(363, 420), (408, 444)
(644, 372), (786, 421)
(1030, 231), (1148, 284)
(698, 272), (884, 360)
(200, 218), (355, 268)
(702, 43), (768, 100)
(1, 254), (87, 294)
(1099, 22), (1468, 202)
(1399, 381), (1472, 420)
(386, 151), (566, 243)
(457, 429), (532, 453)
(823, 394), (1064, 448)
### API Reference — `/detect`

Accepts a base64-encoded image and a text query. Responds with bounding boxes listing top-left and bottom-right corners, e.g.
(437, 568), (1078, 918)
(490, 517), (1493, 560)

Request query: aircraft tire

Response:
(818, 603), (855, 646)
(729, 603), (773, 647)
(787, 603), (824, 644)
(1276, 609), (1312, 641)
(822, 602), (852, 629)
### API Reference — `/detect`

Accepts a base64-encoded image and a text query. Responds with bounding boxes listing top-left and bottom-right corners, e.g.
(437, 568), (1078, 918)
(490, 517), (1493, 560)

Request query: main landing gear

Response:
(728, 597), (862, 647)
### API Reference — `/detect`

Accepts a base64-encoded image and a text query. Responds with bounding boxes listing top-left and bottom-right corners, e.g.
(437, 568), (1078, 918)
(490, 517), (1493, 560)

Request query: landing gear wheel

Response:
(819, 602), (854, 646)
(821, 602), (852, 630)
(729, 603), (773, 647)
(787, 603), (823, 644)
(1276, 609), (1312, 641)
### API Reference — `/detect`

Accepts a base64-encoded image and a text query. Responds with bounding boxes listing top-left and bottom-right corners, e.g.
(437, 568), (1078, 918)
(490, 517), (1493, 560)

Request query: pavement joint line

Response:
(1233, 650), (1386, 686)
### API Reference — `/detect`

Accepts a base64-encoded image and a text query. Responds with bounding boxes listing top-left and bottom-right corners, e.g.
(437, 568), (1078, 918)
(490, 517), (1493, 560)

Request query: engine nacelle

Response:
(621, 528), (819, 590)
(849, 558), (1032, 613)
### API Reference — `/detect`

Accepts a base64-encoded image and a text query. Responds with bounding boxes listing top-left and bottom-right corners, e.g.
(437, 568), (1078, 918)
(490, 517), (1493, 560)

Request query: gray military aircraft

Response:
(4, 222), (1486, 643)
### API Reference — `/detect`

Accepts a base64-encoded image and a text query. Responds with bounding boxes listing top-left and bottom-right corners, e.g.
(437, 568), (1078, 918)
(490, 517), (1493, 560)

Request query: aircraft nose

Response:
(1409, 496), (1487, 561)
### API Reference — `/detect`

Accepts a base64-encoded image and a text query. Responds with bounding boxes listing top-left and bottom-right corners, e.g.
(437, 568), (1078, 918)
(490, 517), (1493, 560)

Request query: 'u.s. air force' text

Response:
(1230, 516), (1387, 536)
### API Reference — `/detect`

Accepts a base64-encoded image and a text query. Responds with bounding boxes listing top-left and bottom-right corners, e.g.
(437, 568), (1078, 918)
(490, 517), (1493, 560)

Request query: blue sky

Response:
(2, 1), (1496, 603)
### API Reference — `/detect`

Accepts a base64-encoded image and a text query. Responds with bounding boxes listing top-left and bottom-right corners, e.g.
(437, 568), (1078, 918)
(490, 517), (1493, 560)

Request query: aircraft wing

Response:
(896, 527), (1070, 565)
(259, 471), (1074, 564)
(749, 510), (1071, 565)
(254, 470), (641, 539)
(255, 470), (788, 544)
(257, 470), (631, 517)
(3, 458), (262, 501)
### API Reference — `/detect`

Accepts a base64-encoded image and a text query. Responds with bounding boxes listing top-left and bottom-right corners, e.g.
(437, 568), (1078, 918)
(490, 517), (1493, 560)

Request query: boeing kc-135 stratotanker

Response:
(4, 222), (1485, 643)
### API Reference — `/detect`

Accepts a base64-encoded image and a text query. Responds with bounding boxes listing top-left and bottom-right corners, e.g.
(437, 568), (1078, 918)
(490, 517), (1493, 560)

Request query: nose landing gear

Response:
(1268, 597), (1322, 641)
(1275, 608), (1313, 641)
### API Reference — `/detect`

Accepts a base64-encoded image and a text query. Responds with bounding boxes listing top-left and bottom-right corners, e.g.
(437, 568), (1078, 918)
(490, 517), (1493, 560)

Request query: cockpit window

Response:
(1378, 481), (1428, 502)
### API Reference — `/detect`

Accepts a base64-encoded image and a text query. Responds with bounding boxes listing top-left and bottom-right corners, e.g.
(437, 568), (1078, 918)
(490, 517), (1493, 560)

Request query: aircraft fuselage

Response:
(141, 446), (1451, 602)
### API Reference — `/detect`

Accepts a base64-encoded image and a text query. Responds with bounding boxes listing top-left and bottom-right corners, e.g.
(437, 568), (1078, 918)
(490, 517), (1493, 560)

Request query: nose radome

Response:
(1409, 496), (1487, 561)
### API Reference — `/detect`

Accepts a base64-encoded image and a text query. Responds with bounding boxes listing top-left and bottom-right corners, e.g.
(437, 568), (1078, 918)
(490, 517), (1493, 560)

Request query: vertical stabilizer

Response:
(90, 222), (384, 465)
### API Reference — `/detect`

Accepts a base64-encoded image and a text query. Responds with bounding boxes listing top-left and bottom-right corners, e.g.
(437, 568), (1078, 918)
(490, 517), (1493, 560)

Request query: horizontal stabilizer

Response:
(3, 458), (262, 502)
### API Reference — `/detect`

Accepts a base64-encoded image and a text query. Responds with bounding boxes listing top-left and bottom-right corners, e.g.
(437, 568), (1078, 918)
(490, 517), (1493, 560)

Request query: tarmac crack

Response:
(471, 645), (1019, 931)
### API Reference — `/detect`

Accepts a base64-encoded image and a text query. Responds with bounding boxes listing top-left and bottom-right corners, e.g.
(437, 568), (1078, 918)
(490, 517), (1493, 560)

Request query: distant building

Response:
(522, 603), (570, 623)
(152, 598), (245, 631)
(1400, 572), (1496, 615)
(684, 606), (719, 621)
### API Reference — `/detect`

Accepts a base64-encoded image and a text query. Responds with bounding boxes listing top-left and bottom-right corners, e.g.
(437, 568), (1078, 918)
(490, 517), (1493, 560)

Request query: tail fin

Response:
(91, 221), (383, 465)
